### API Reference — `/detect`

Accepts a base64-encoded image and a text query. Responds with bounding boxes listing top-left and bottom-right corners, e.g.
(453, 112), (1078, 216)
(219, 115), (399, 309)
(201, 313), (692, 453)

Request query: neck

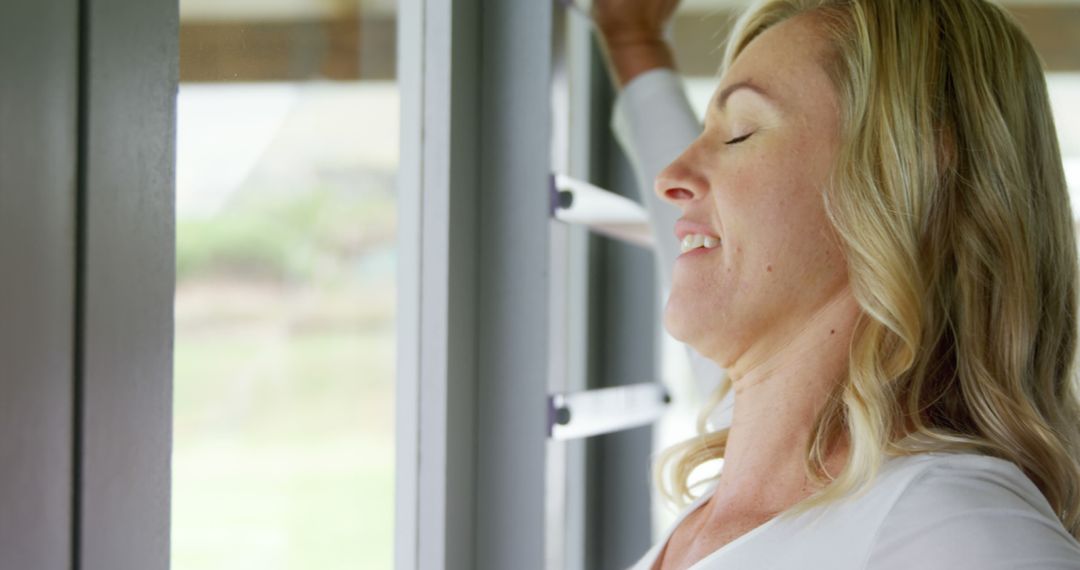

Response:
(707, 288), (861, 516)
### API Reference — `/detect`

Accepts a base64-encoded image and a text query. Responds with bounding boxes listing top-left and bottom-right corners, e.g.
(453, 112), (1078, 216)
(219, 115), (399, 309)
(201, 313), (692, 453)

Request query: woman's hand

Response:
(592, 0), (682, 88)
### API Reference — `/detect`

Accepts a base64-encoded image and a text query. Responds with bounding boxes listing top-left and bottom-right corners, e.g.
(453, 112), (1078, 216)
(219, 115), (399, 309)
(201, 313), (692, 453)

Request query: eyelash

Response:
(725, 132), (753, 145)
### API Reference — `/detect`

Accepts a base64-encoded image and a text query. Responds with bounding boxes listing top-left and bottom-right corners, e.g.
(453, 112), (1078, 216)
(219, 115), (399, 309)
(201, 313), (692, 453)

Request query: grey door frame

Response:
(0, 0), (176, 568)
(0, 1), (80, 567)
(77, 0), (177, 567)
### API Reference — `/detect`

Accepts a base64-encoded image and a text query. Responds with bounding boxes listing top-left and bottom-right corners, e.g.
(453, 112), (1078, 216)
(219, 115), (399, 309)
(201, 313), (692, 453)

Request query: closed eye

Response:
(725, 132), (754, 145)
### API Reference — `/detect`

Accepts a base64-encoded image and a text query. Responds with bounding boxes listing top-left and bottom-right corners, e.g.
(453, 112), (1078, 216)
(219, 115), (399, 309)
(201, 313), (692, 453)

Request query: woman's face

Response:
(657, 14), (848, 372)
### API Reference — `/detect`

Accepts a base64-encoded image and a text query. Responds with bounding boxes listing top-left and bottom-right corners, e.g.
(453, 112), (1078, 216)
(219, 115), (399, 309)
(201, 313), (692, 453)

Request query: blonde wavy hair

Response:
(655, 0), (1080, 537)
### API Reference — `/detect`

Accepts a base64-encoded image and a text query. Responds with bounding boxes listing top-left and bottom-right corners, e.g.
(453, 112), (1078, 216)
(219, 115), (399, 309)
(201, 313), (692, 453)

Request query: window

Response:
(173, 2), (397, 568)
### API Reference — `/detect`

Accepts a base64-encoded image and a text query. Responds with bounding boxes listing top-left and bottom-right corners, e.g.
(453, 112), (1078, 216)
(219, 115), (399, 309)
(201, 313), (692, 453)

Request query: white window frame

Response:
(395, 1), (553, 568)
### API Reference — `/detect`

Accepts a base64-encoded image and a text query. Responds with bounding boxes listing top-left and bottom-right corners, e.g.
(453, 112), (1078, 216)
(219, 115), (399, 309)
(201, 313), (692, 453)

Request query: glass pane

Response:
(173, 2), (397, 568)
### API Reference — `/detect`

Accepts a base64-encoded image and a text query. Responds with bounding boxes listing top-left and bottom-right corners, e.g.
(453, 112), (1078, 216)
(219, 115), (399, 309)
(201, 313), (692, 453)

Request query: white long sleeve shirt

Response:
(612, 68), (1080, 569)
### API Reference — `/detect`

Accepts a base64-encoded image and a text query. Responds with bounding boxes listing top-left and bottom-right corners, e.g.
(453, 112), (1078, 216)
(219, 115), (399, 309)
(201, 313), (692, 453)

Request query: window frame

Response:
(395, 1), (553, 568)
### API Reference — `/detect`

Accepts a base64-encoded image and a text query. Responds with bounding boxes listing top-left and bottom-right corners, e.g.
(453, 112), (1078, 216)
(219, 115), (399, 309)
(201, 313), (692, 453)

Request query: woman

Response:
(595, 0), (1080, 568)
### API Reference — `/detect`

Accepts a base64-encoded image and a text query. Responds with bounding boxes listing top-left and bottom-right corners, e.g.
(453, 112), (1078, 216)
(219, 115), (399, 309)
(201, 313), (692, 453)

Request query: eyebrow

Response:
(714, 80), (777, 112)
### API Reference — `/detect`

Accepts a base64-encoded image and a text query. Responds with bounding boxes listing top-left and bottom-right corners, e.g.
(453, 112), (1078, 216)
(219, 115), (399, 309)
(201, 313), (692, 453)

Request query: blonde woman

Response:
(596, 0), (1080, 568)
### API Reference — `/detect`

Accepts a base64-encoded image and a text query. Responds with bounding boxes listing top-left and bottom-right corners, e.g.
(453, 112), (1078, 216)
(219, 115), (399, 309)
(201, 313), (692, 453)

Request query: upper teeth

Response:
(681, 234), (721, 253)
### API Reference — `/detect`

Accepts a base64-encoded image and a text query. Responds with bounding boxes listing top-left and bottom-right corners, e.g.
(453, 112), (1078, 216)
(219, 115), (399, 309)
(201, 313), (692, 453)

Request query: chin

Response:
(663, 301), (737, 367)
(664, 302), (709, 350)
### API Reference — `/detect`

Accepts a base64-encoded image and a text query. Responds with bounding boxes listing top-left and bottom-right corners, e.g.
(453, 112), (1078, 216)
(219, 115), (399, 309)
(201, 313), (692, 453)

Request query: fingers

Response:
(590, 0), (681, 87)
(592, 0), (682, 45)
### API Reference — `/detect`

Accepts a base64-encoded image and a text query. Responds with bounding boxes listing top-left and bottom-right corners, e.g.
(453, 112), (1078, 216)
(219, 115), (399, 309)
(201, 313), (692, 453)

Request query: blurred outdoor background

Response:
(173, 0), (397, 568)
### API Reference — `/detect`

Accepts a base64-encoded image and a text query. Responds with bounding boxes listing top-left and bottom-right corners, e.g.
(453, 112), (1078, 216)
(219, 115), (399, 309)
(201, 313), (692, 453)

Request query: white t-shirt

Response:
(628, 452), (1080, 569)
(613, 70), (1080, 569)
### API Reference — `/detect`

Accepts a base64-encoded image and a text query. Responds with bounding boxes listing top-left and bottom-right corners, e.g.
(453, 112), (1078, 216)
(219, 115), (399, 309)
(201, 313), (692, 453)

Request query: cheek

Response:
(760, 205), (849, 312)
(719, 162), (842, 289)
(742, 134), (835, 226)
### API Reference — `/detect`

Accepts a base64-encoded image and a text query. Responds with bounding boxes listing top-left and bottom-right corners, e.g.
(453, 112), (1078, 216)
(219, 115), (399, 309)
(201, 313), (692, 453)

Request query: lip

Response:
(677, 245), (718, 260)
(674, 218), (720, 242)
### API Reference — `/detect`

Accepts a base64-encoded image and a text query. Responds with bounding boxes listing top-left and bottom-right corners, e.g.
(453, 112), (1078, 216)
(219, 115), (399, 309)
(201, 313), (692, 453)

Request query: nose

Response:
(654, 143), (709, 207)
